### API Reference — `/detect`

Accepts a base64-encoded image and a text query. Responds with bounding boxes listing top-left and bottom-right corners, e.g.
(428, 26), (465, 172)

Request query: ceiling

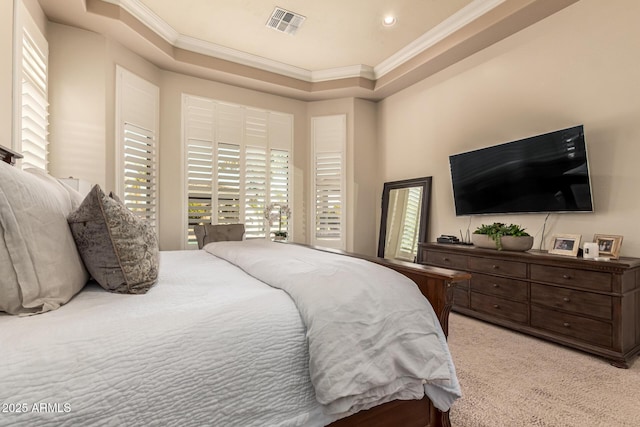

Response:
(130, 0), (475, 72)
(38, 0), (580, 101)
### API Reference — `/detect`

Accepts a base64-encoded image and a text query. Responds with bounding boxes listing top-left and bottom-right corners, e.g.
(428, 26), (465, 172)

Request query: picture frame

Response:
(593, 234), (623, 259)
(549, 234), (581, 257)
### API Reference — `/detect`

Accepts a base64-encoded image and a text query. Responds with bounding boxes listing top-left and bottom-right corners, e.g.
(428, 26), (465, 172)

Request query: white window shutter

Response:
(217, 142), (242, 224)
(269, 149), (290, 236)
(116, 66), (159, 229)
(311, 115), (346, 250)
(269, 112), (292, 237)
(122, 123), (157, 222)
(244, 108), (269, 238)
(14, 4), (49, 172)
(398, 187), (423, 260)
(244, 145), (268, 237)
(184, 96), (215, 247)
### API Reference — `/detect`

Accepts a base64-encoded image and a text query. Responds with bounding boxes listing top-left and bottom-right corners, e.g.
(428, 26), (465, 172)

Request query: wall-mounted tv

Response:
(449, 125), (594, 216)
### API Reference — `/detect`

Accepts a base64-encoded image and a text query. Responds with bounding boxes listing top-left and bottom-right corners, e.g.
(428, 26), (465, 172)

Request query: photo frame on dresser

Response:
(594, 234), (623, 259)
(549, 234), (581, 257)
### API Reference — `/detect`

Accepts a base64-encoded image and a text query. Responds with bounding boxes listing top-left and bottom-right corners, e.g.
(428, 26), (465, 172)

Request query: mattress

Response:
(0, 250), (335, 427)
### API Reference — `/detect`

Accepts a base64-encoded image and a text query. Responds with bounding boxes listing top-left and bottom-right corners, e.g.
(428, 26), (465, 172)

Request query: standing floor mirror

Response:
(377, 177), (432, 262)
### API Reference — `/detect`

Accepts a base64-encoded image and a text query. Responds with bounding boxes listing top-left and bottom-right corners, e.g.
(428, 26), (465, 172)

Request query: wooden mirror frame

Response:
(377, 177), (432, 261)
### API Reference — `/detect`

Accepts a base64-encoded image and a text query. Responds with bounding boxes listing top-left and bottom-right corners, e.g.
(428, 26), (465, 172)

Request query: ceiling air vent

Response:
(266, 7), (306, 35)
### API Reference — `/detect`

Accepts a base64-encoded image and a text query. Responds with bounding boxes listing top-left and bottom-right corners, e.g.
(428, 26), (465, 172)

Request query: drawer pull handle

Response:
(492, 283), (499, 288)
(492, 265), (499, 269)
(563, 322), (571, 328)
(563, 297), (571, 302)
(562, 274), (571, 280)
(493, 304), (500, 309)
(443, 257), (449, 262)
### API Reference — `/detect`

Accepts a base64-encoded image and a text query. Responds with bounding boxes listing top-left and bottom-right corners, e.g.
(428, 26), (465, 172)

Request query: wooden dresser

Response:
(419, 242), (640, 368)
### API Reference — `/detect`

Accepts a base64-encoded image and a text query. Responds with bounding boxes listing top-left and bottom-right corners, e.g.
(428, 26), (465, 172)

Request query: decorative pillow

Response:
(67, 184), (158, 294)
(193, 223), (245, 249)
(0, 162), (89, 315)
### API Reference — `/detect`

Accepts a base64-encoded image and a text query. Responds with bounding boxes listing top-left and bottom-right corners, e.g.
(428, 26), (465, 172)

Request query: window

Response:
(183, 95), (293, 248)
(14, 2), (49, 171)
(397, 187), (422, 260)
(311, 115), (346, 250)
(115, 66), (159, 228)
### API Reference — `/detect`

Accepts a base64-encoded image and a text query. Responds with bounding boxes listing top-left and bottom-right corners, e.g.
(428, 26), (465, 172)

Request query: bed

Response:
(0, 146), (470, 427)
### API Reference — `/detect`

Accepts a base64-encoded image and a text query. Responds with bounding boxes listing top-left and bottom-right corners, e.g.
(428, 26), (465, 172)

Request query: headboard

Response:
(0, 145), (23, 166)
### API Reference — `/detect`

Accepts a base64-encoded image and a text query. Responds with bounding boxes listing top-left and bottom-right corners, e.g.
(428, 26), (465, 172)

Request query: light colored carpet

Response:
(447, 312), (640, 427)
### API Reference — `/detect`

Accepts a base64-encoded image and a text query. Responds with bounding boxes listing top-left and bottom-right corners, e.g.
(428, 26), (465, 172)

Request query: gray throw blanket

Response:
(205, 240), (461, 417)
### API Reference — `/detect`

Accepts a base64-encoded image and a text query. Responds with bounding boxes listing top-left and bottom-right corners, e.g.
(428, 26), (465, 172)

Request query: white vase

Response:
(472, 234), (533, 251)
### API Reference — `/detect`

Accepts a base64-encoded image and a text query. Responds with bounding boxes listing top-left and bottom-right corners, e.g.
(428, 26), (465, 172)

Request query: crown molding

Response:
(374, 0), (506, 78)
(102, 0), (504, 83)
(105, 0), (178, 44)
(312, 65), (375, 82)
(175, 34), (313, 81)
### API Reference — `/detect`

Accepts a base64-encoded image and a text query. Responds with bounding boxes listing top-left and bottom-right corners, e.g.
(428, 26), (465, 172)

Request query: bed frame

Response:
(308, 247), (471, 427)
(0, 145), (469, 427)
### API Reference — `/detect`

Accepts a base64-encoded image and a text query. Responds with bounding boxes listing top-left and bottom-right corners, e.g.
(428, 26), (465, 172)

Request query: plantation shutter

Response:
(269, 113), (292, 236)
(116, 66), (159, 229)
(244, 109), (268, 238)
(217, 143), (241, 224)
(397, 187), (422, 260)
(216, 103), (243, 224)
(183, 96), (293, 247)
(122, 123), (157, 222)
(311, 115), (346, 250)
(15, 4), (49, 171)
(184, 96), (215, 246)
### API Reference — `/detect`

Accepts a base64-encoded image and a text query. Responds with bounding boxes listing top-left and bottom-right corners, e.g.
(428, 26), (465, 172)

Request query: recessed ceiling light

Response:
(383, 15), (397, 26)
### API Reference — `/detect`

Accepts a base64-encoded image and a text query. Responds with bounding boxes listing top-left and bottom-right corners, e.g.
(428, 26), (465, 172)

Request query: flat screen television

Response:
(449, 125), (594, 216)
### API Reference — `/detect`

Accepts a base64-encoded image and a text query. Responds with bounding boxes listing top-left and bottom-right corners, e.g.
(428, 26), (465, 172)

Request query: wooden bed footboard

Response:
(307, 246), (471, 427)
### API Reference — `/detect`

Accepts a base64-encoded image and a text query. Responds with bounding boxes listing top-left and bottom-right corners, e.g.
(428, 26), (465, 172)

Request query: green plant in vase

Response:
(473, 222), (531, 251)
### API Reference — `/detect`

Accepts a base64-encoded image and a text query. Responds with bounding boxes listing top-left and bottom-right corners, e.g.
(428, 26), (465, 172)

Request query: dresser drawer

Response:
(530, 265), (612, 291)
(425, 251), (467, 269)
(531, 306), (612, 348)
(468, 256), (527, 279)
(531, 283), (612, 320)
(470, 293), (528, 324)
(453, 279), (469, 290)
(453, 288), (469, 308)
(471, 273), (528, 301)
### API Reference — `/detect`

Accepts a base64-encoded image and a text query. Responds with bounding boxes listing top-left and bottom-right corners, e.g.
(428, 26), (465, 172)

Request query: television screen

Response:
(449, 125), (594, 216)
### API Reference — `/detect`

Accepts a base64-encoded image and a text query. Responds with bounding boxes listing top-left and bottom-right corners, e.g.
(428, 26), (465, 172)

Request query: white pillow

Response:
(0, 163), (88, 315)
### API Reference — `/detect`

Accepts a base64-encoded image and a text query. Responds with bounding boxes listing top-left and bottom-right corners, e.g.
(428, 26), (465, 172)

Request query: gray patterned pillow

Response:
(68, 185), (159, 294)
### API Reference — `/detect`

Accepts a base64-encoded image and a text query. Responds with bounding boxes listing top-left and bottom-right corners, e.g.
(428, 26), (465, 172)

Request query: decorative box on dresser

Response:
(419, 242), (640, 368)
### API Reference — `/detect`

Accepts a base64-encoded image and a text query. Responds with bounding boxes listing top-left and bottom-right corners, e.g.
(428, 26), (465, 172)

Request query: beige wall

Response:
(48, 23), (107, 187)
(378, 0), (640, 257)
(353, 99), (379, 256)
(47, 23), (161, 191)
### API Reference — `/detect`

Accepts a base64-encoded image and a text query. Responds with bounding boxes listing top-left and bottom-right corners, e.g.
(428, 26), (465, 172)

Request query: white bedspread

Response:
(0, 250), (335, 427)
(205, 240), (461, 417)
